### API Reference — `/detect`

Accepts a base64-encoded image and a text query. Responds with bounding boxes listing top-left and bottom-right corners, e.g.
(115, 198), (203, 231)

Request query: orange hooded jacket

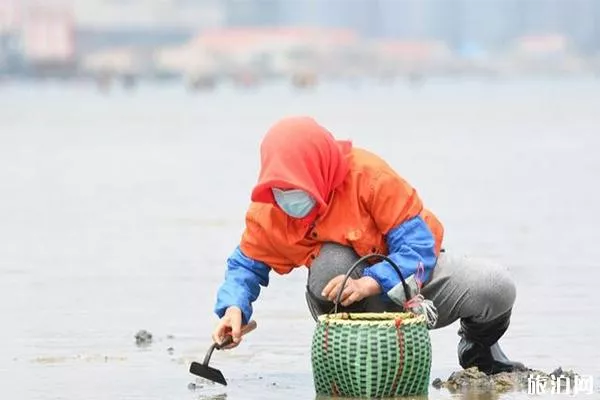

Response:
(238, 116), (444, 276)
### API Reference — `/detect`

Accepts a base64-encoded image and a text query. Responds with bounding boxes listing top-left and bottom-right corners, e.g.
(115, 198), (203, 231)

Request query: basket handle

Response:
(332, 253), (411, 314)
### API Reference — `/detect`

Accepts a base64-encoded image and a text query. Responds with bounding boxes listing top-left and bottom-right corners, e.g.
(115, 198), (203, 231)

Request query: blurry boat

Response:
(81, 47), (145, 91)
(154, 43), (220, 92)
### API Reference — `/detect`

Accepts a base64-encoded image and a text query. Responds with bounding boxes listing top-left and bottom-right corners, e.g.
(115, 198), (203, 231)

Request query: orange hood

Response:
(251, 116), (352, 213)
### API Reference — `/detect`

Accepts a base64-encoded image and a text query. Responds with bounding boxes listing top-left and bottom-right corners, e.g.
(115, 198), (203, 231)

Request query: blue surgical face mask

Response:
(272, 188), (316, 218)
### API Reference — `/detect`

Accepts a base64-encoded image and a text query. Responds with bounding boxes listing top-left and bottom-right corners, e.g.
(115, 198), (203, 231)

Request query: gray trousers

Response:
(305, 243), (516, 329)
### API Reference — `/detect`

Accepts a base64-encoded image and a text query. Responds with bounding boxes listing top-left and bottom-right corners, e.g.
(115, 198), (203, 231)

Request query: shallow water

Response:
(1, 77), (600, 399)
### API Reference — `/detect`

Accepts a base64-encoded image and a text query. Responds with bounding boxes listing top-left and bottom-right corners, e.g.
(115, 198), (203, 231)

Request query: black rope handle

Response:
(332, 253), (411, 314)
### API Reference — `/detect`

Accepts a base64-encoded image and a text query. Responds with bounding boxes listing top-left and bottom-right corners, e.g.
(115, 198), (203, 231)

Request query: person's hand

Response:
(212, 306), (243, 349)
(321, 276), (381, 307)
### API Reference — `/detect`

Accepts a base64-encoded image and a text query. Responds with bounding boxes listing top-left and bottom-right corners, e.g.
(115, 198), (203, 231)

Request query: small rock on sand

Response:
(134, 330), (153, 346)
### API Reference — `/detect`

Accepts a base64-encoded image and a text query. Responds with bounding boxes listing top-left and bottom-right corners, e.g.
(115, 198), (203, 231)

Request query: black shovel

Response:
(189, 320), (257, 386)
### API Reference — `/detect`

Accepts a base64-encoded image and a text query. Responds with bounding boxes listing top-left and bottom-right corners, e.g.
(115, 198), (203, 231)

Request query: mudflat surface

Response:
(2, 78), (599, 399)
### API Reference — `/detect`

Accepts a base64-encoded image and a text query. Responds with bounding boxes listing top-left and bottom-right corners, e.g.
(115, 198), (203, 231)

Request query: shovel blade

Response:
(189, 361), (228, 386)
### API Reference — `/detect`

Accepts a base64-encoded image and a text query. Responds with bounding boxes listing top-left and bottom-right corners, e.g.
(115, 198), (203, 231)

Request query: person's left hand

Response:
(321, 276), (381, 307)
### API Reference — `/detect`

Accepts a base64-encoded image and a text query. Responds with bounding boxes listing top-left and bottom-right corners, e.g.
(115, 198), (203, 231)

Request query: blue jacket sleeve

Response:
(214, 246), (270, 324)
(362, 215), (437, 296)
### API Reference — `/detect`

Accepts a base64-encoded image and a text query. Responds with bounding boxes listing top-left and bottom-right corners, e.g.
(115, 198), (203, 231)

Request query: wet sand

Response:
(1, 77), (600, 399)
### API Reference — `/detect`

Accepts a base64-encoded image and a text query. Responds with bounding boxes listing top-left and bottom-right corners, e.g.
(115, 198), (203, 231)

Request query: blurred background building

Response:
(1, 0), (599, 85)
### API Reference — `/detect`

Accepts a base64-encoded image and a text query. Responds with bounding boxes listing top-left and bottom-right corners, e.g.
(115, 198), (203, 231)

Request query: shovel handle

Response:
(241, 320), (257, 335)
(217, 320), (257, 349)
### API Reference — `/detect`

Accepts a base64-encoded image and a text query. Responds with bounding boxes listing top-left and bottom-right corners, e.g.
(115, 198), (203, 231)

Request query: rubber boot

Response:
(457, 309), (528, 375)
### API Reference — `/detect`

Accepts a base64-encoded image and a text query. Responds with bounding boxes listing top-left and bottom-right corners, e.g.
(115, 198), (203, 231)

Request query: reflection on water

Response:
(316, 395), (430, 400)
(2, 79), (600, 399)
(446, 391), (500, 400)
(196, 394), (228, 400)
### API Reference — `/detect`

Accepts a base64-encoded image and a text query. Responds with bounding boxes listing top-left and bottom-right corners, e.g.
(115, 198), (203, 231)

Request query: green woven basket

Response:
(310, 254), (433, 398)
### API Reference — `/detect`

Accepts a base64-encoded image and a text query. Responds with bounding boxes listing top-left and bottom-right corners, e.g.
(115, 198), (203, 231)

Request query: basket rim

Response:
(317, 311), (427, 326)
